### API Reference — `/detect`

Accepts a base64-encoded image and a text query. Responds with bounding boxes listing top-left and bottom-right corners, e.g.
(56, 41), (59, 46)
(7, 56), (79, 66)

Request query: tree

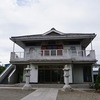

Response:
(0, 66), (6, 74)
(95, 67), (100, 90)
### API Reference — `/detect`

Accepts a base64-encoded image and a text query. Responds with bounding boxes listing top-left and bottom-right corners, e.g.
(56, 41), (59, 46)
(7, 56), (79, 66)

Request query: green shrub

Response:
(95, 67), (100, 90)
(0, 66), (6, 74)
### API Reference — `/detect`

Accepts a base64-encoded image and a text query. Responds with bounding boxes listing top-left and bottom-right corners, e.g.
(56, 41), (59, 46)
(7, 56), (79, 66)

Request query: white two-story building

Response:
(8, 28), (96, 84)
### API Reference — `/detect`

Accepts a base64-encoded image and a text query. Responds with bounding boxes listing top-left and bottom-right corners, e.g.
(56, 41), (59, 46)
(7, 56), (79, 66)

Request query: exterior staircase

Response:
(0, 64), (16, 84)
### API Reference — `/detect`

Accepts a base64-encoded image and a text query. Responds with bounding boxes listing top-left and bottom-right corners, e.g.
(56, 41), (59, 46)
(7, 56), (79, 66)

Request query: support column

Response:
(13, 42), (15, 52)
(91, 64), (94, 83)
(91, 41), (93, 50)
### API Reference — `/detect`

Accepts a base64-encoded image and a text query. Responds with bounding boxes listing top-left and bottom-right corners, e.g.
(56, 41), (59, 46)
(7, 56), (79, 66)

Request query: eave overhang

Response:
(10, 59), (97, 65)
(10, 28), (96, 49)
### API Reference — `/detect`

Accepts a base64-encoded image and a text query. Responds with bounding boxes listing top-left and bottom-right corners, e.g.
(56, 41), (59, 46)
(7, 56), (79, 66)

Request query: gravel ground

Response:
(0, 89), (34, 100)
(57, 90), (100, 100)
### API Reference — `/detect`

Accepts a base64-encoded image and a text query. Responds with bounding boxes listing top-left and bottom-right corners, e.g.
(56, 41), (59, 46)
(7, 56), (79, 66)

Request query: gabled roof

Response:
(43, 28), (64, 35)
(10, 28), (96, 40)
(10, 28), (96, 49)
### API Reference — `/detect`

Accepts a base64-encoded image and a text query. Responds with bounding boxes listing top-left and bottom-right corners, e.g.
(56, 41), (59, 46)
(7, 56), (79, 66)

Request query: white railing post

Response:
(90, 50), (95, 59)
(82, 50), (84, 57)
(43, 50), (44, 56)
(10, 52), (15, 61)
(13, 43), (15, 52)
(20, 52), (21, 58)
(67, 50), (69, 57)
(76, 50), (78, 56)
(62, 49), (64, 56)
(56, 49), (57, 56)
(50, 50), (51, 56)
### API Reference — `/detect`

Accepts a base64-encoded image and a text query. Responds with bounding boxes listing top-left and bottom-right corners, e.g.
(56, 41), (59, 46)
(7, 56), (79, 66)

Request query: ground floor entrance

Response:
(14, 63), (93, 84)
(38, 66), (64, 83)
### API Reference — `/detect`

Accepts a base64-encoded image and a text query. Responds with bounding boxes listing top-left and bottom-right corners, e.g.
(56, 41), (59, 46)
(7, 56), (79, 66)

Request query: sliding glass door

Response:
(38, 66), (64, 83)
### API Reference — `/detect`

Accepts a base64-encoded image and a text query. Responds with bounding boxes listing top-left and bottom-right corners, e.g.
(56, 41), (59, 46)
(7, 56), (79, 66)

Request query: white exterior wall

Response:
(24, 46), (41, 59)
(23, 45), (84, 83)
(64, 64), (72, 83)
(73, 65), (83, 83)
(22, 64), (38, 83)
(30, 64), (38, 83)
(68, 64), (72, 83)
(25, 45), (82, 57)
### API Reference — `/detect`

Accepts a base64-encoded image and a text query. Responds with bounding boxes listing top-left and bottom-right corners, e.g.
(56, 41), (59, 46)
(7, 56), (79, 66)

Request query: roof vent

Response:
(51, 28), (56, 30)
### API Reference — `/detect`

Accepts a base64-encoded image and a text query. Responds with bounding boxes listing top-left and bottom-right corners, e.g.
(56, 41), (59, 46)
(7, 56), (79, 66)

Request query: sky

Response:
(0, 0), (100, 64)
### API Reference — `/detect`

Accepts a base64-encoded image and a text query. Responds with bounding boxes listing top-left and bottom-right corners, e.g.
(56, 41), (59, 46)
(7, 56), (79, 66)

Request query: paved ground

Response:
(57, 89), (100, 100)
(21, 88), (58, 100)
(0, 88), (34, 100)
(0, 86), (100, 100)
(0, 83), (89, 88)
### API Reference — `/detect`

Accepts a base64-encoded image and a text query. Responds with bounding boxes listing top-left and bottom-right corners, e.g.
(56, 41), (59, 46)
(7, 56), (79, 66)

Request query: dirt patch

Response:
(0, 89), (35, 100)
(57, 89), (100, 100)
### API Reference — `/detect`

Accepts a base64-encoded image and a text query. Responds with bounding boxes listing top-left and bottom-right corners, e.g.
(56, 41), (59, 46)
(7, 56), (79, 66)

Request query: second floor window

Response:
(70, 46), (76, 54)
(41, 45), (63, 56)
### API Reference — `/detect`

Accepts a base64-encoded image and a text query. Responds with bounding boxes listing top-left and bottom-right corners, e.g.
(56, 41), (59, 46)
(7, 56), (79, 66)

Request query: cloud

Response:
(16, 0), (39, 6)
(0, 0), (100, 63)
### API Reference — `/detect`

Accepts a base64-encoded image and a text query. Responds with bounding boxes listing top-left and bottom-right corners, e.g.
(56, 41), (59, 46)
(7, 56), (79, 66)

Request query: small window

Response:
(44, 50), (49, 56)
(70, 46), (76, 53)
(57, 49), (62, 55)
(51, 50), (56, 56)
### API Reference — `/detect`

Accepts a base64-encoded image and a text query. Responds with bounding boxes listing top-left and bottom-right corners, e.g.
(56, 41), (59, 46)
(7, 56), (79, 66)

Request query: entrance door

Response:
(45, 70), (51, 82)
(83, 66), (92, 82)
(38, 66), (64, 83)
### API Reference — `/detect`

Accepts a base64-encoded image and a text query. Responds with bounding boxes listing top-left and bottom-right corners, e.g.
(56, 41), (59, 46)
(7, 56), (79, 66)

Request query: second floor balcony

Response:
(10, 49), (96, 62)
